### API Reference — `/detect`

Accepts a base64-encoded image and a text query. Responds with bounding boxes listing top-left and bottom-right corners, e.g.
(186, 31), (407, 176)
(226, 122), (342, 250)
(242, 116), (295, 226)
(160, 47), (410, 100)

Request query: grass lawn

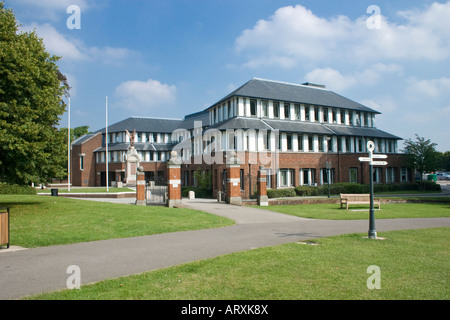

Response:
(259, 202), (450, 220)
(0, 195), (234, 248)
(27, 227), (449, 300)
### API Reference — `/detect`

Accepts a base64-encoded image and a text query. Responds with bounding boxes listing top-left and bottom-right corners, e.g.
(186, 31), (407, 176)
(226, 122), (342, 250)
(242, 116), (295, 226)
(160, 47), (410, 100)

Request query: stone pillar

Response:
(135, 166), (146, 206)
(226, 152), (242, 205)
(167, 151), (182, 208)
(125, 146), (141, 187)
(257, 166), (269, 206)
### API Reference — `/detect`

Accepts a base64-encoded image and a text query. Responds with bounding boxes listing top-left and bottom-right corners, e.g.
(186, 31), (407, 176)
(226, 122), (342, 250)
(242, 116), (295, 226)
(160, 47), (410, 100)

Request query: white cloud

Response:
(21, 23), (136, 64)
(11, 0), (91, 20)
(235, 3), (450, 68)
(114, 79), (177, 112)
(304, 63), (403, 91)
(405, 77), (450, 99)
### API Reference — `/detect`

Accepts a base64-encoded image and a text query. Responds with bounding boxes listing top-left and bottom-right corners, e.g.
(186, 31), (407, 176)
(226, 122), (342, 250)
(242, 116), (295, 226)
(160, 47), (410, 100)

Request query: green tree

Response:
(0, 3), (69, 185)
(402, 134), (439, 184)
(73, 126), (90, 139)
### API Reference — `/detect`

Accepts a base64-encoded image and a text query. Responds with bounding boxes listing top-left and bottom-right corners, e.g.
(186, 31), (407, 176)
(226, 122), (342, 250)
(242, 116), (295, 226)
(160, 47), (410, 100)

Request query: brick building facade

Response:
(70, 78), (411, 198)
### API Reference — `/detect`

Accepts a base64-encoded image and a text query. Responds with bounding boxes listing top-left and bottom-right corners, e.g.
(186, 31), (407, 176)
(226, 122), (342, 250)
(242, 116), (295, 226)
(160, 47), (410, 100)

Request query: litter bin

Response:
(427, 174), (437, 182)
(51, 188), (59, 196)
(0, 207), (10, 249)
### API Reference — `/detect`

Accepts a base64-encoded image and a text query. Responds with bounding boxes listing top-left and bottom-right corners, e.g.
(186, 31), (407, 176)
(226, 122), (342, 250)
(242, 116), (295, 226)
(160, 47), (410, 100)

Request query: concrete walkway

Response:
(0, 198), (449, 300)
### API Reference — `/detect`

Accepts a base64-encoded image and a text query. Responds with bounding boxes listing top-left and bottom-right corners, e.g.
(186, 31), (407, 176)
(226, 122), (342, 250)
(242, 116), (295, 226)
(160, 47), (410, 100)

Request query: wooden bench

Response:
(340, 194), (380, 210)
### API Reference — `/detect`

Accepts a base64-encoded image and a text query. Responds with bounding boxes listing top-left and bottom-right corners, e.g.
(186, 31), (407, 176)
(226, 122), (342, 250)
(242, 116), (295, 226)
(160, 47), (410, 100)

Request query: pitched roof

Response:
(212, 78), (380, 114)
(97, 117), (183, 134)
(209, 117), (402, 140)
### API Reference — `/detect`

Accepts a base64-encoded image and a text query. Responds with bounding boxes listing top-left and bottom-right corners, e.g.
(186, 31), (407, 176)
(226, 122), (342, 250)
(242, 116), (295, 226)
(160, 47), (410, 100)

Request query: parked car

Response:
(443, 173), (450, 180)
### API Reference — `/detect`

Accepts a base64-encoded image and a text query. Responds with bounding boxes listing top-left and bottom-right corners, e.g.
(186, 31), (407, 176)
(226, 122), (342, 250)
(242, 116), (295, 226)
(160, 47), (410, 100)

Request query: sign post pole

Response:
(358, 141), (388, 239)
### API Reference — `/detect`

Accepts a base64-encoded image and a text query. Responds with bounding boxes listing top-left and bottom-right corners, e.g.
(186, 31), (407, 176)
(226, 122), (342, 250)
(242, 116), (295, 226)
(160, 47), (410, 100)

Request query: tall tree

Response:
(402, 134), (439, 183)
(0, 3), (69, 184)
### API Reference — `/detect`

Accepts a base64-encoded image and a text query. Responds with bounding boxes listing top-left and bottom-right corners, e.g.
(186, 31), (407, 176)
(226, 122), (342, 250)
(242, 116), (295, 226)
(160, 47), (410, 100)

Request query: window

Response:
(273, 102), (280, 118)
(228, 101), (233, 118)
(345, 137), (351, 152)
(240, 169), (245, 190)
(332, 109), (337, 123)
(80, 155), (84, 170)
(318, 136), (324, 152)
(284, 103), (290, 119)
(401, 168), (408, 183)
(328, 137), (333, 152)
(287, 134), (292, 150)
(349, 168), (358, 183)
(297, 134), (303, 151)
(278, 169), (294, 187)
(294, 104), (300, 119)
(373, 167), (382, 183)
(314, 107), (319, 121)
(364, 113), (369, 127)
(305, 106), (310, 121)
(386, 167), (396, 183)
(250, 99), (257, 116)
(261, 100), (268, 117)
(308, 135), (313, 151)
(323, 108), (328, 122)
(266, 169), (272, 189)
(223, 103), (227, 120)
(301, 168), (316, 186)
(321, 168), (334, 184)
(264, 131), (270, 150)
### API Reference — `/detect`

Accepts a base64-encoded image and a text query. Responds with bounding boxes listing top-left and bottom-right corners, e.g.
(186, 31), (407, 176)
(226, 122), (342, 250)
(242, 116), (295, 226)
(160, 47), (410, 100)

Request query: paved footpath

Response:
(0, 198), (449, 300)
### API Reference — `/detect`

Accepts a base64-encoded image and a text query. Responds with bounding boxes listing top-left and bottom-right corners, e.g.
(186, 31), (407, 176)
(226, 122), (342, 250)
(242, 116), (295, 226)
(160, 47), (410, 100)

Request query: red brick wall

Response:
(71, 133), (102, 187)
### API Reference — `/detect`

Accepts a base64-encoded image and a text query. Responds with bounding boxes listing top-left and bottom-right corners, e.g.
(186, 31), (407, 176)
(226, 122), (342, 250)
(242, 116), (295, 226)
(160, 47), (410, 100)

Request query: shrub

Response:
(181, 186), (213, 199)
(267, 188), (296, 198)
(0, 182), (37, 195)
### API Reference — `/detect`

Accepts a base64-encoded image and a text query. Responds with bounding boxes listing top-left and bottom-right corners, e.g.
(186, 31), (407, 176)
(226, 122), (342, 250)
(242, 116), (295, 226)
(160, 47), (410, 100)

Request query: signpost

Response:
(358, 141), (388, 239)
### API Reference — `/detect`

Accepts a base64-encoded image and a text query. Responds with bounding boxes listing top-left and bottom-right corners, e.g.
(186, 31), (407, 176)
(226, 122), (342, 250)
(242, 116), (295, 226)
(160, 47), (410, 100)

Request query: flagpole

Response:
(106, 96), (109, 192)
(68, 97), (71, 192)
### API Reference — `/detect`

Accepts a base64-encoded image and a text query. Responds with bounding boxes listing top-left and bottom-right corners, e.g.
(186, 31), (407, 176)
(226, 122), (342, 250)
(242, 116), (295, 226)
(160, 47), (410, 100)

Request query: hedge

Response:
(0, 183), (37, 195)
(181, 186), (213, 199)
(264, 182), (441, 198)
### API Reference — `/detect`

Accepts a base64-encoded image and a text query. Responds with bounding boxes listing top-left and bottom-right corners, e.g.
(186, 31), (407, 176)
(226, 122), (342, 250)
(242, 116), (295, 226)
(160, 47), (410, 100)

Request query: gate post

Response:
(257, 166), (269, 206)
(167, 151), (182, 208)
(135, 166), (146, 206)
(226, 151), (242, 206)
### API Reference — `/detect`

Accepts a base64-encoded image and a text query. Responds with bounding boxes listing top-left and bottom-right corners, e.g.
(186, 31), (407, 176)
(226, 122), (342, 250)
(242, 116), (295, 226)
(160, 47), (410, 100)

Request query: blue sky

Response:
(5, 0), (450, 151)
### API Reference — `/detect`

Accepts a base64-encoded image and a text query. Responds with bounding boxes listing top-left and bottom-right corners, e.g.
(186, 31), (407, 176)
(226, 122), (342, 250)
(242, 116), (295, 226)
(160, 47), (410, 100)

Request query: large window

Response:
(373, 167), (382, 183)
(401, 167), (408, 183)
(278, 169), (294, 187)
(349, 168), (358, 183)
(302, 168), (316, 186)
(386, 167), (396, 183)
(321, 168), (334, 184)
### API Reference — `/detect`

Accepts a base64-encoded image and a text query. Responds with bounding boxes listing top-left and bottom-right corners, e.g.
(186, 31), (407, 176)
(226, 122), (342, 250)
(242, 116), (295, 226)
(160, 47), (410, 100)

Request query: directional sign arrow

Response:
(358, 157), (371, 162)
(372, 154), (388, 159)
(371, 161), (388, 166)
